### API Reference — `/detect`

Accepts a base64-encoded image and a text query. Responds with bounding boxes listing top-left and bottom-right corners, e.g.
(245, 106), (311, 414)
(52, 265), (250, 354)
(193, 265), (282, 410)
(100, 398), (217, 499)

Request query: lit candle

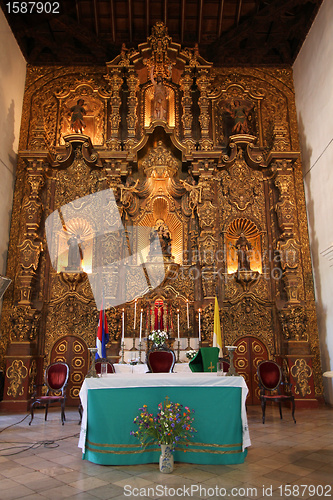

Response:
(198, 309), (201, 342)
(177, 309), (180, 340)
(186, 300), (189, 329)
(133, 299), (137, 331)
(139, 309), (143, 342)
(122, 309), (125, 342)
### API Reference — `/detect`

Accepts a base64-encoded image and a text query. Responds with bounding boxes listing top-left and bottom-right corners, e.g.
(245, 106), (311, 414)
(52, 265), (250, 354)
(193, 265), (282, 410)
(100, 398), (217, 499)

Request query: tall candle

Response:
(186, 300), (189, 329)
(122, 309), (125, 341)
(133, 299), (137, 330)
(198, 309), (201, 342)
(177, 309), (180, 340)
(139, 309), (143, 342)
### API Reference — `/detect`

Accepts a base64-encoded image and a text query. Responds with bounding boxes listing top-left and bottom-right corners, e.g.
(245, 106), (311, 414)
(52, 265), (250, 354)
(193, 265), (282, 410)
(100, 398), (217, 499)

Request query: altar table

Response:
(78, 372), (251, 465)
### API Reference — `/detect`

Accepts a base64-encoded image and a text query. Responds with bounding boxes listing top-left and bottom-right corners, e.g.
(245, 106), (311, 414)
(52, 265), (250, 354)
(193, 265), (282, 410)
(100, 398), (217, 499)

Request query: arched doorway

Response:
(50, 335), (89, 406)
(234, 336), (268, 405)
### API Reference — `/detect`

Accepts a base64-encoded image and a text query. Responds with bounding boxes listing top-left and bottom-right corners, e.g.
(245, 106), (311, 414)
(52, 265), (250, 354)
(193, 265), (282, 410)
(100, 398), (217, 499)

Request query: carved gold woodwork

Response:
(0, 25), (323, 407)
(290, 358), (312, 397)
(11, 306), (40, 342)
(279, 306), (307, 341)
(6, 359), (28, 398)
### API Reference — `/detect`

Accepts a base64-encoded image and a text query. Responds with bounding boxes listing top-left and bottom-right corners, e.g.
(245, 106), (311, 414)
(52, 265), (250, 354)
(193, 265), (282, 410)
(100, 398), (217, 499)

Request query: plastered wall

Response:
(0, 10), (26, 311)
(293, 0), (333, 404)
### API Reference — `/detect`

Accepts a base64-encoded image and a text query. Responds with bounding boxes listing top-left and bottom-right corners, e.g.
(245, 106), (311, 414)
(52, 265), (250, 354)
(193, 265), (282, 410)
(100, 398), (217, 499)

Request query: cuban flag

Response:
(96, 309), (109, 359)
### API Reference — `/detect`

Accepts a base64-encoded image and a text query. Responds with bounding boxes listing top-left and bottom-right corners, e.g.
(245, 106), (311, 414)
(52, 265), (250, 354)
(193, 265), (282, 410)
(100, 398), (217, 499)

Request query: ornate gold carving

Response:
(29, 359), (37, 395)
(11, 306), (40, 342)
(290, 359), (312, 397)
(6, 360), (28, 398)
(220, 151), (260, 211)
(279, 306), (307, 341)
(141, 141), (179, 178)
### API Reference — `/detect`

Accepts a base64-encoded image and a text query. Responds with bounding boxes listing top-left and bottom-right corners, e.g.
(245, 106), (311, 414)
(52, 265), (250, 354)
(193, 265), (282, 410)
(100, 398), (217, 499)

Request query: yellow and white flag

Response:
(213, 297), (223, 356)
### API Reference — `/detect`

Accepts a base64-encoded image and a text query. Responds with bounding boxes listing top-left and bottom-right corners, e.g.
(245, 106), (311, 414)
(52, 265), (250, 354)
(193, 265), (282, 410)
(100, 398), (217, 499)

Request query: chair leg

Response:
(61, 400), (66, 425)
(291, 399), (296, 424)
(45, 403), (49, 421)
(278, 402), (283, 420)
(29, 401), (36, 425)
(261, 398), (266, 424)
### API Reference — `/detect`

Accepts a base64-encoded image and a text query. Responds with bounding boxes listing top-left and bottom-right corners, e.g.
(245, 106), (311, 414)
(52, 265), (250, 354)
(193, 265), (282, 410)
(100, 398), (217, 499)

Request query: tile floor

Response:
(0, 405), (332, 500)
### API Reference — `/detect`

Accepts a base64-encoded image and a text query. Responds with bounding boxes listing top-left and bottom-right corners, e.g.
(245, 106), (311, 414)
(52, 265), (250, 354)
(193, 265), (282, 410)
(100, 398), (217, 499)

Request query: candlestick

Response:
(138, 341), (144, 364)
(86, 347), (98, 378)
(186, 300), (189, 329)
(198, 309), (201, 343)
(176, 340), (182, 363)
(119, 340), (127, 364)
(122, 309), (125, 342)
(133, 300), (137, 330)
(139, 309), (143, 342)
(177, 309), (180, 340)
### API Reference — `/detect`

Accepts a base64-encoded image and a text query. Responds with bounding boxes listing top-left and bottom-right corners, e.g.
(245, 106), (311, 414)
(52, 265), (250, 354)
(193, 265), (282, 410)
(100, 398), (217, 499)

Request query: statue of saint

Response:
(70, 99), (86, 134)
(66, 235), (83, 270)
(228, 100), (254, 135)
(150, 68), (168, 121)
(235, 232), (252, 271)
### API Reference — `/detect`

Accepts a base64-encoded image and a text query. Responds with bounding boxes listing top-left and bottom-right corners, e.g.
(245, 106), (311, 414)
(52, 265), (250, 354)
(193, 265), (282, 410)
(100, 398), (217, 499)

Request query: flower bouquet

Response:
(130, 397), (196, 451)
(186, 349), (197, 361)
(148, 330), (168, 346)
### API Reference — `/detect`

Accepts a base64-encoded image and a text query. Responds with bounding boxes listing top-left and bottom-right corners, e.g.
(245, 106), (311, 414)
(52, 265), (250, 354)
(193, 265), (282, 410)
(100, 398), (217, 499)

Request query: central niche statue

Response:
(149, 220), (172, 258)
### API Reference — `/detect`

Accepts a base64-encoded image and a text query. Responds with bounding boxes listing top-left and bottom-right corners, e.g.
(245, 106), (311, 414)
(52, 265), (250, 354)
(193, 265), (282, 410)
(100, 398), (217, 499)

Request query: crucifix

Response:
(207, 362), (215, 372)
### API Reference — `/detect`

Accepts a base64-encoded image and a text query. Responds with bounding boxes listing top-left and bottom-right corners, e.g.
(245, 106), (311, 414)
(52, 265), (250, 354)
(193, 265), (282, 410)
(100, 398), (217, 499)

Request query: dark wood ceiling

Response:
(1, 0), (323, 66)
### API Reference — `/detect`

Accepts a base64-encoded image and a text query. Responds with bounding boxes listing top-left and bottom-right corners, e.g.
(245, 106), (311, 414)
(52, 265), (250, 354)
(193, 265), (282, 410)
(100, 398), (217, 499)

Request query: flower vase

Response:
(159, 444), (174, 473)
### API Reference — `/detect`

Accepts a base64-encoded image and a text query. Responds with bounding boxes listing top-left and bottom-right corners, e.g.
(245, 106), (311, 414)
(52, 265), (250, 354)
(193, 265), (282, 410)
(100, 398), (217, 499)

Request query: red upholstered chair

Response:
(29, 362), (69, 425)
(147, 350), (176, 373)
(95, 358), (115, 375)
(257, 360), (296, 424)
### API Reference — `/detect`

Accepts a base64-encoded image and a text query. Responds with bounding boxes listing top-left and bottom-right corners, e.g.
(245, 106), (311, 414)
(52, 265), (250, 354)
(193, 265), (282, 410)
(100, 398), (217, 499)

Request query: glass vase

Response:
(159, 444), (174, 473)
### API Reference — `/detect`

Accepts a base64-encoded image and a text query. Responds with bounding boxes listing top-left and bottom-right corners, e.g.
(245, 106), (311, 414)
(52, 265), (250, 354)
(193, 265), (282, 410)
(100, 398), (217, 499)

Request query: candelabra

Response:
(138, 341), (144, 364)
(86, 347), (98, 378)
(225, 345), (239, 376)
(119, 340), (127, 364)
(176, 340), (182, 363)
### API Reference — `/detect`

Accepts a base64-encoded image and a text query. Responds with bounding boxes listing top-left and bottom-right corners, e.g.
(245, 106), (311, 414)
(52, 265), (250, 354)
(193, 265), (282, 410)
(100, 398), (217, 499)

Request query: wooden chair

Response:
(147, 349), (176, 373)
(257, 360), (296, 424)
(29, 362), (69, 425)
(95, 358), (115, 375)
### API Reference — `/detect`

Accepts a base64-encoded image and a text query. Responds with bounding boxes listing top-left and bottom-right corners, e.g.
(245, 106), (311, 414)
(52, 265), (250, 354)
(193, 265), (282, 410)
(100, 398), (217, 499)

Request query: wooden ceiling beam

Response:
(198, 0), (203, 44)
(128, 0), (133, 42)
(181, 0), (185, 43)
(93, 0), (99, 36)
(217, 0), (225, 37)
(110, 0), (116, 43)
(75, 0), (80, 23)
(236, 0), (243, 26)
(164, 0), (168, 26)
(146, 0), (150, 38)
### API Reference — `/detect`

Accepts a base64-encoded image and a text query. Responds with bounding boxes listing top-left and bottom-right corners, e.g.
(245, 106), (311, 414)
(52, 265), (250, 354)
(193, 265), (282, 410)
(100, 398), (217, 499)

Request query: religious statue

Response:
(70, 99), (86, 134)
(148, 221), (172, 258)
(235, 232), (252, 271)
(150, 68), (168, 121)
(66, 234), (83, 271)
(227, 100), (254, 135)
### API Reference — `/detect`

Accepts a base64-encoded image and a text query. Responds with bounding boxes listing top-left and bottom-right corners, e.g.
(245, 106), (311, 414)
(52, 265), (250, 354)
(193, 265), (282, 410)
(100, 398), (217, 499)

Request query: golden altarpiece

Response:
(0, 23), (322, 409)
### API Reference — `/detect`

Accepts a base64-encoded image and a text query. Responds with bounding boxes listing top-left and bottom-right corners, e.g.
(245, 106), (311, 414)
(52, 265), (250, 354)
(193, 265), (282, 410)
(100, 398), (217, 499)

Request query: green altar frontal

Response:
(79, 373), (250, 465)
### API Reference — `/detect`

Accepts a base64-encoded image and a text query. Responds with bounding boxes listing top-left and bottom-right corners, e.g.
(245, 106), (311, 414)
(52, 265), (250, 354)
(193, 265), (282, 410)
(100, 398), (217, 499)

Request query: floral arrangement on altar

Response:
(130, 397), (196, 450)
(186, 349), (197, 361)
(148, 330), (168, 346)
